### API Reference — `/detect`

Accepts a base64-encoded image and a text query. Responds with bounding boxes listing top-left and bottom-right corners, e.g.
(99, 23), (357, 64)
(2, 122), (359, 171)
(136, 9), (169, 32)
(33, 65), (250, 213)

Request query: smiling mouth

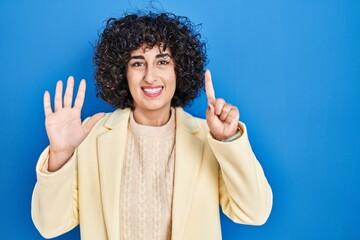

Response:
(142, 86), (163, 97)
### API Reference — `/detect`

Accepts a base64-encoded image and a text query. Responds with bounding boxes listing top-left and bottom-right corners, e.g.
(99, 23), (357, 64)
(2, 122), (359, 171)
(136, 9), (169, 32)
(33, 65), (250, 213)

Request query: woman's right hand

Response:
(44, 76), (105, 172)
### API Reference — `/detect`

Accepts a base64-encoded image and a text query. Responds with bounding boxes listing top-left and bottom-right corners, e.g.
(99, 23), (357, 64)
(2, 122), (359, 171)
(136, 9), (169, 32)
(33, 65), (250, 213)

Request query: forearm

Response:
(208, 123), (273, 225)
(31, 147), (79, 238)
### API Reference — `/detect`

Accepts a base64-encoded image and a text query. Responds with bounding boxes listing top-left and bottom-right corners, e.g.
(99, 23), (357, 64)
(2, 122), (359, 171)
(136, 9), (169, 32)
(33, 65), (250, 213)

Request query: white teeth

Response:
(143, 87), (162, 93)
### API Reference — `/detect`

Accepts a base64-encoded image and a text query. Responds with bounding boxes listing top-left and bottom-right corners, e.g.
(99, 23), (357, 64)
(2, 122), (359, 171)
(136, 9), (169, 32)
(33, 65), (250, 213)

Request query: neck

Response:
(133, 107), (172, 126)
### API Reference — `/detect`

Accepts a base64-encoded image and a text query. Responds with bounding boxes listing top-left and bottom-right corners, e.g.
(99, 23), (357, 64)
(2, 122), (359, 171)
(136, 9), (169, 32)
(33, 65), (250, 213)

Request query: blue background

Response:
(1, 0), (359, 239)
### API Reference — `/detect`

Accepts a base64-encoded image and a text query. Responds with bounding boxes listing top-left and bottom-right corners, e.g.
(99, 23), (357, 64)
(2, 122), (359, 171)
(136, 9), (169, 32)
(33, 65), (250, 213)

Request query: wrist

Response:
(48, 148), (74, 172)
(222, 126), (242, 142)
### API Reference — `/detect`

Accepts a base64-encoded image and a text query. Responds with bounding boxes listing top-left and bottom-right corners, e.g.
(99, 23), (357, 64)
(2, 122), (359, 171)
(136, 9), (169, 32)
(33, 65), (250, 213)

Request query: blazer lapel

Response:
(97, 109), (131, 240)
(172, 108), (204, 240)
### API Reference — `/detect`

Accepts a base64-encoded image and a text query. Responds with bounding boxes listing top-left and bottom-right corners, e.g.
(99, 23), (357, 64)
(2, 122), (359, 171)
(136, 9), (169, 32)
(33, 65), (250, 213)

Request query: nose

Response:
(144, 65), (158, 84)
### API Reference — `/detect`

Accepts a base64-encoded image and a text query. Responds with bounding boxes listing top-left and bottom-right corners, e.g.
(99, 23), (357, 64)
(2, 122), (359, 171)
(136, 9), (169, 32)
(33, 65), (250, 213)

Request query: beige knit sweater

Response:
(119, 109), (176, 240)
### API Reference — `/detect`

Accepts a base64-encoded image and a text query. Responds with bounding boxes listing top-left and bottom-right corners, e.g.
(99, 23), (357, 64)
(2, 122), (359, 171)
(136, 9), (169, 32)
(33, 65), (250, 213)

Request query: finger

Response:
(74, 79), (86, 110)
(219, 104), (232, 121)
(214, 98), (226, 116)
(224, 107), (240, 124)
(82, 112), (105, 134)
(205, 69), (216, 105)
(206, 100), (215, 122)
(54, 80), (63, 112)
(64, 76), (74, 108)
(43, 91), (53, 117)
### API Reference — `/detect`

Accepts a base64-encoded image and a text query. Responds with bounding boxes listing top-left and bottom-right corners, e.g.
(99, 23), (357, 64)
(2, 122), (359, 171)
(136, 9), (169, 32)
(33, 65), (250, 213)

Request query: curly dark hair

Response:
(94, 11), (207, 109)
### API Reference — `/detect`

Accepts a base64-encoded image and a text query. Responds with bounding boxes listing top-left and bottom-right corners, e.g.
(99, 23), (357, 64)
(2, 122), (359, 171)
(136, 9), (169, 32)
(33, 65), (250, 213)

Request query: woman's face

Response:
(126, 45), (176, 115)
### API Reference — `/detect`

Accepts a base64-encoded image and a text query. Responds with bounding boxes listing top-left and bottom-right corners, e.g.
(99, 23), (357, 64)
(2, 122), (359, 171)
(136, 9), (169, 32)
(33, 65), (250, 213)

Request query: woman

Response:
(32, 12), (272, 240)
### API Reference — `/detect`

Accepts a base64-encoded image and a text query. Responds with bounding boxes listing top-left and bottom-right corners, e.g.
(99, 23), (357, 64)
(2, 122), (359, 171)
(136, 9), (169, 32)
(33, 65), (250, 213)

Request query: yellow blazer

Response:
(32, 108), (272, 240)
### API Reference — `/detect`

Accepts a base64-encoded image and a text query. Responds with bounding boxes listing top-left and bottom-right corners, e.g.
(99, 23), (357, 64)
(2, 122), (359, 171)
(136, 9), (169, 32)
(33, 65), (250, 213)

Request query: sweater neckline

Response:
(129, 108), (175, 137)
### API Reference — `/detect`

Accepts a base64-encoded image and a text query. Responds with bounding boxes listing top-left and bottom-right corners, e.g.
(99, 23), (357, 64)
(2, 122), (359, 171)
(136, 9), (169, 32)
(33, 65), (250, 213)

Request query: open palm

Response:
(44, 76), (104, 171)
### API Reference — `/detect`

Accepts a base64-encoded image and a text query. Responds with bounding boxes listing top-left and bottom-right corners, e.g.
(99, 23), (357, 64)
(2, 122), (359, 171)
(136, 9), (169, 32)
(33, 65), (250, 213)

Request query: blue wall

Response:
(1, 0), (359, 239)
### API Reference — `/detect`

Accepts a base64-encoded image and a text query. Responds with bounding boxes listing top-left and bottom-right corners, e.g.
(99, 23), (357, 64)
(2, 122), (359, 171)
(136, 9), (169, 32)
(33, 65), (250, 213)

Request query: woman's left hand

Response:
(205, 69), (240, 141)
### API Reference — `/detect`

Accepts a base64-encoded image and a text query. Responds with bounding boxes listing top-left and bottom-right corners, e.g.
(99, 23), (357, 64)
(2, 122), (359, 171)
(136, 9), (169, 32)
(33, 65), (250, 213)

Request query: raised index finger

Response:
(205, 69), (216, 105)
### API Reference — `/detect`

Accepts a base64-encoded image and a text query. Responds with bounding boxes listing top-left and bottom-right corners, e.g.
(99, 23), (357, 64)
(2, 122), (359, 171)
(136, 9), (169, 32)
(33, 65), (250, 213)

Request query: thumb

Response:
(82, 112), (105, 135)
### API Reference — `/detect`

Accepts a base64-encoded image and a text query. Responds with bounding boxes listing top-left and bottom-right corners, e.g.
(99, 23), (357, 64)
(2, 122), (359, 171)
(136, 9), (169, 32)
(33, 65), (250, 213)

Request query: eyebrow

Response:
(129, 53), (172, 60)
(156, 53), (172, 59)
(129, 55), (145, 60)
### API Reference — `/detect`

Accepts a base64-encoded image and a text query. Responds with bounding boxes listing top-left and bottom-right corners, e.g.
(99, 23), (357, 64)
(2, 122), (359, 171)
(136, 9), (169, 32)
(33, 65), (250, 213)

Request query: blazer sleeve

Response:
(207, 122), (273, 225)
(31, 147), (79, 239)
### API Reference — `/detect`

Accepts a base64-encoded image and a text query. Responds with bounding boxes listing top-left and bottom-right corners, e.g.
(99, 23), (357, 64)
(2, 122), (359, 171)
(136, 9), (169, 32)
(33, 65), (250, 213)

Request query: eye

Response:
(131, 61), (145, 67)
(158, 60), (170, 65)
